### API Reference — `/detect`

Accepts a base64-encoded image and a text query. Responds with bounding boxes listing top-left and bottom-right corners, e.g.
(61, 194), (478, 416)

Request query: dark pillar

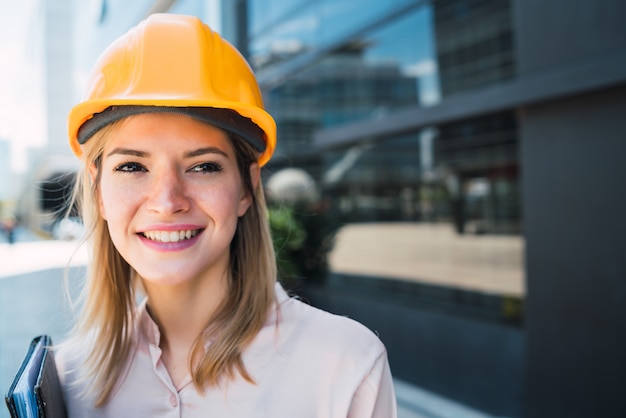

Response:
(220, 0), (249, 59)
(521, 85), (626, 417)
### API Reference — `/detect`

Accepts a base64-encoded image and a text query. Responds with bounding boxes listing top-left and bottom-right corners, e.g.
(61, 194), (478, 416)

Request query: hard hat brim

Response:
(68, 99), (277, 166)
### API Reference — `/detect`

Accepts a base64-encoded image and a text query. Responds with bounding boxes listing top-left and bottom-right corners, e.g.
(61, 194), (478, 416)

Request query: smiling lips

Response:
(141, 229), (202, 243)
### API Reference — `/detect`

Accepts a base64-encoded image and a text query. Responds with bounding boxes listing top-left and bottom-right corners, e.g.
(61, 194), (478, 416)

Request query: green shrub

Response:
(268, 203), (339, 286)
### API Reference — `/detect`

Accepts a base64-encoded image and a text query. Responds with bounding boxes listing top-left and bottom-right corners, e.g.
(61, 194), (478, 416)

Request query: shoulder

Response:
(55, 337), (87, 383)
(54, 337), (99, 415)
(275, 285), (387, 365)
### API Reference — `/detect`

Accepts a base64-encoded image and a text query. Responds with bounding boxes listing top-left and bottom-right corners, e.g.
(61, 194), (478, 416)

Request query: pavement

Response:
(0, 256), (85, 418)
(0, 239), (88, 278)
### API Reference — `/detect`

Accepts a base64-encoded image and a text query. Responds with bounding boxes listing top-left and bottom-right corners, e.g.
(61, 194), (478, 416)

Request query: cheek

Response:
(99, 180), (138, 227)
(197, 185), (245, 222)
(97, 192), (106, 220)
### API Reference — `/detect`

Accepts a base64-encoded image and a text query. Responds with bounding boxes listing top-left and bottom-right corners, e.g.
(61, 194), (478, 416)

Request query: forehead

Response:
(103, 112), (233, 152)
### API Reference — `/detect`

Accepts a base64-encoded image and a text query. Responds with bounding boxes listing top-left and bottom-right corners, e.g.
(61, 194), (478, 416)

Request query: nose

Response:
(146, 169), (190, 215)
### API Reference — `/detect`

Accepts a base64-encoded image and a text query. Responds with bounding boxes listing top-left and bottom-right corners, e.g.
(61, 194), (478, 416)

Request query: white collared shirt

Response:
(58, 284), (397, 417)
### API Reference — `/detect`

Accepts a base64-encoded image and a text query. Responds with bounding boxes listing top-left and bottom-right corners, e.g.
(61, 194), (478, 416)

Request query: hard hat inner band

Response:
(77, 105), (267, 153)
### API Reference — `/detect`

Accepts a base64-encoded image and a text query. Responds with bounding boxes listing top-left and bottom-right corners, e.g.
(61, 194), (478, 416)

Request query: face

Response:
(94, 113), (257, 288)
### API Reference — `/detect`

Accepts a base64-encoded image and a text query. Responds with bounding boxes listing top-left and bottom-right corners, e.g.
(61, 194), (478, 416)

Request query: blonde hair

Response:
(68, 119), (277, 406)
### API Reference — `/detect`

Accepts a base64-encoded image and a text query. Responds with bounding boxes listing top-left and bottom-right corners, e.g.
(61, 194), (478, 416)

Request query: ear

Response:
(238, 162), (260, 217)
(88, 162), (107, 220)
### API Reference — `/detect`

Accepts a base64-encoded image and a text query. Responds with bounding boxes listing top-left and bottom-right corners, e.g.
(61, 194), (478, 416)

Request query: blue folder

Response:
(5, 335), (67, 418)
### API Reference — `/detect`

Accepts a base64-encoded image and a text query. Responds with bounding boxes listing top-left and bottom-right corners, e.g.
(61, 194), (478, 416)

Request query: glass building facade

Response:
(11, 1), (622, 415)
(6, 1), (618, 416)
(248, 0), (523, 297)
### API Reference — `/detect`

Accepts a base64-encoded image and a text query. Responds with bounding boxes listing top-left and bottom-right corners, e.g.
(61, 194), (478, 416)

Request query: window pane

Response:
(252, 0), (523, 301)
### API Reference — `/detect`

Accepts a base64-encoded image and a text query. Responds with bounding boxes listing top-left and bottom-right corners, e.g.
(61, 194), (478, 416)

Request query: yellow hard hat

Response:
(68, 13), (276, 166)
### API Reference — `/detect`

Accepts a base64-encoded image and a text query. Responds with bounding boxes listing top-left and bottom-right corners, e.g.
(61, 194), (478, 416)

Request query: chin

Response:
(137, 267), (197, 287)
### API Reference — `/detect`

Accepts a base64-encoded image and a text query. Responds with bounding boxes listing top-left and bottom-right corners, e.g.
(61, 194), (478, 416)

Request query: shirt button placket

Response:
(170, 393), (179, 408)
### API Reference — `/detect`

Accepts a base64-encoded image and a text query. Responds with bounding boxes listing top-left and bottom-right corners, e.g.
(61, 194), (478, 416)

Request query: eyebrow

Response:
(106, 147), (229, 158)
(106, 148), (148, 158)
(184, 147), (229, 159)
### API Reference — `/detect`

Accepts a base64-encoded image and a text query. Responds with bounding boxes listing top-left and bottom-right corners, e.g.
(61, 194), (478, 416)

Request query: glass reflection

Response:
(249, 0), (522, 298)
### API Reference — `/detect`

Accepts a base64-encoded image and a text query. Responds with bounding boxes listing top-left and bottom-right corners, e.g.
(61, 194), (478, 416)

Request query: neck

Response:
(143, 270), (230, 388)
(143, 270), (229, 354)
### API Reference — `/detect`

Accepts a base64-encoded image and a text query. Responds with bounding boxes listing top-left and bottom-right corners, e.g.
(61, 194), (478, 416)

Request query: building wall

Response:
(248, 0), (626, 416)
(13, 0), (623, 415)
(516, 1), (626, 416)
(0, 140), (11, 201)
(515, 0), (626, 75)
(44, 0), (74, 155)
(521, 85), (626, 417)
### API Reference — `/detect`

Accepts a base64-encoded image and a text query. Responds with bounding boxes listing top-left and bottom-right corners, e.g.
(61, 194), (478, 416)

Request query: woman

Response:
(59, 13), (396, 417)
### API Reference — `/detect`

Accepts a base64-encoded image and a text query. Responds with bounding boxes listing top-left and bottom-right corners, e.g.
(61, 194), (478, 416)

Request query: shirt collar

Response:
(137, 297), (161, 347)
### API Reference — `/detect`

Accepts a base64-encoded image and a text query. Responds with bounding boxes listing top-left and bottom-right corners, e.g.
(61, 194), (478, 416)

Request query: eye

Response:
(189, 162), (223, 174)
(114, 162), (147, 173)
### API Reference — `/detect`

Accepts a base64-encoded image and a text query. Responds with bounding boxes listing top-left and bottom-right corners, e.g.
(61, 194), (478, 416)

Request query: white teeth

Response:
(143, 229), (199, 243)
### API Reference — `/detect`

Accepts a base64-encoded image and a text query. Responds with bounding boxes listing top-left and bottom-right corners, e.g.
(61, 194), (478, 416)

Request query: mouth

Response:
(140, 229), (203, 243)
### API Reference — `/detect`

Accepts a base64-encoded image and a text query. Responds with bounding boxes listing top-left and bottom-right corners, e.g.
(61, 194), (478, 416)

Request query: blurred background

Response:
(1, 0), (625, 417)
